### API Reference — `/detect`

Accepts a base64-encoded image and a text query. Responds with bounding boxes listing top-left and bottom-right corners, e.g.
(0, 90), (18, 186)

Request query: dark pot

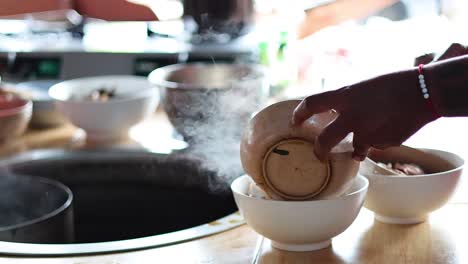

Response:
(183, 0), (254, 40)
(0, 174), (74, 243)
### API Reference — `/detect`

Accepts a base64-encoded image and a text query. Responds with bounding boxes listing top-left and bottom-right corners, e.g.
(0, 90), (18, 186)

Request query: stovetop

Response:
(0, 19), (258, 54)
(0, 20), (258, 81)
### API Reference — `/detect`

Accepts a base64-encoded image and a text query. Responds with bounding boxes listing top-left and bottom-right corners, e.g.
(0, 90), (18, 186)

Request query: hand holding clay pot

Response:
(240, 100), (359, 200)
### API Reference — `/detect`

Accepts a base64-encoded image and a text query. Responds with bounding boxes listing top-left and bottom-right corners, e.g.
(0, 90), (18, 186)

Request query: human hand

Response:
(435, 43), (468, 61)
(292, 70), (437, 162)
(293, 43), (468, 162)
(292, 43), (468, 161)
(414, 43), (468, 66)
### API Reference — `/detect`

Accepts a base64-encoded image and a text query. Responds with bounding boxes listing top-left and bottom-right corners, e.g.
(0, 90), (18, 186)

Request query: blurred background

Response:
(0, 0), (467, 98)
(1, 0), (468, 159)
(0, 0), (468, 256)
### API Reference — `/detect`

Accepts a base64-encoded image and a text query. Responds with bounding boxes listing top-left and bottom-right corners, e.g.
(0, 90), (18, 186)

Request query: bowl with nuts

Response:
(49, 75), (159, 142)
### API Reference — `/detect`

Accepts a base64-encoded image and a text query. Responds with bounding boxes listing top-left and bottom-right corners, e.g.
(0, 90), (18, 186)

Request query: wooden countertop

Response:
(1, 113), (468, 263)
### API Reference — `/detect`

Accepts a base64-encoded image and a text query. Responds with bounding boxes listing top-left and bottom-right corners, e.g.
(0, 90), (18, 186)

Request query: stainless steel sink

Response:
(0, 149), (243, 256)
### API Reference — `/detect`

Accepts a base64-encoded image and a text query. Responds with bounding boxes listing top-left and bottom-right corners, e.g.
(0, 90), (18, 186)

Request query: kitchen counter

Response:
(0, 205), (468, 264)
(1, 113), (468, 263)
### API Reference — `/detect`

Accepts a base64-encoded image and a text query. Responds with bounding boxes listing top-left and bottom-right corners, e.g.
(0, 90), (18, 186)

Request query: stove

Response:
(0, 20), (258, 82)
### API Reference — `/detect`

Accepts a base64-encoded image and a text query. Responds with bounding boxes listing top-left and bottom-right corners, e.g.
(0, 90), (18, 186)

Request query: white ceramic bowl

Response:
(49, 76), (159, 141)
(231, 174), (368, 252)
(363, 148), (464, 224)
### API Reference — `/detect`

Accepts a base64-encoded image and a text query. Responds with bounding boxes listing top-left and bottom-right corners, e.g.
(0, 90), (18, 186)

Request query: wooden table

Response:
(255, 206), (468, 264)
(1, 114), (468, 264)
(1, 206), (468, 264)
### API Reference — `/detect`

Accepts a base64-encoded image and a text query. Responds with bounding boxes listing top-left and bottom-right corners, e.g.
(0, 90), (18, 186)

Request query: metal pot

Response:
(0, 174), (74, 243)
(0, 149), (242, 255)
(183, 0), (254, 41)
(148, 63), (268, 142)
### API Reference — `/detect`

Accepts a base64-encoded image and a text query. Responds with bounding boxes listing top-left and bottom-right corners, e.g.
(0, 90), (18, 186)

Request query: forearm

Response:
(308, 0), (398, 25)
(329, 0), (399, 24)
(0, 0), (71, 16)
(298, 0), (398, 38)
(0, 0), (157, 21)
(73, 0), (157, 21)
(425, 55), (468, 117)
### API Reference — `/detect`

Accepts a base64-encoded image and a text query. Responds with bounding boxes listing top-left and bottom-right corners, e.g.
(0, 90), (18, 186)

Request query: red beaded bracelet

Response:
(418, 64), (441, 119)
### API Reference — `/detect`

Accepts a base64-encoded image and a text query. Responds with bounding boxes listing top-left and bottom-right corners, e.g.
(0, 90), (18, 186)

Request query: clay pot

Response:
(240, 100), (359, 200)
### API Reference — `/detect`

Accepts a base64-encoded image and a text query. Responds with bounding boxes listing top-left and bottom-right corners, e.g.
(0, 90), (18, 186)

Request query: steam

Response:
(176, 71), (266, 193)
(0, 166), (67, 228)
(173, 9), (262, 193)
(176, 8), (265, 191)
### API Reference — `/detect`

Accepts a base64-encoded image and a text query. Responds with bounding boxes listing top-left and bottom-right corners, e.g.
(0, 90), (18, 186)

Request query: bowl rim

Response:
(14, 79), (60, 103)
(367, 148), (464, 179)
(48, 75), (158, 105)
(148, 62), (267, 91)
(0, 174), (73, 232)
(0, 99), (32, 117)
(231, 174), (368, 204)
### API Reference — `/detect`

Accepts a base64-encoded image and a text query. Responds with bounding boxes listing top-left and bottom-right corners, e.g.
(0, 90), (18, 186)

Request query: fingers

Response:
(352, 136), (370, 161)
(369, 143), (393, 150)
(437, 43), (468, 61)
(414, 43), (468, 66)
(292, 89), (344, 126)
(414, 53), (435, 66)
(314, 117), (351, 162)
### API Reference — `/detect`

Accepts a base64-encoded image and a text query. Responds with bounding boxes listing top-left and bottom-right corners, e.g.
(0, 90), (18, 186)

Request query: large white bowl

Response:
(363, 148), (464, 224)
(49, 76), (159, 141)
(231, 174), (368, 252)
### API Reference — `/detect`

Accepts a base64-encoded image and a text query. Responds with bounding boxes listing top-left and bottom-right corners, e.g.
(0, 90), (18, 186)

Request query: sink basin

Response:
(0, 149), (242, 256)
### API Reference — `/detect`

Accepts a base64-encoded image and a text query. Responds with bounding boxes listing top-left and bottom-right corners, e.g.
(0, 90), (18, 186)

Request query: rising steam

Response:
(176, 69), (267, 192)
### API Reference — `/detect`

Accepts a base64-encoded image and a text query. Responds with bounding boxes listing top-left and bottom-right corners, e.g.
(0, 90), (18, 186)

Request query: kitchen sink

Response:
(0, 149), (243, 256)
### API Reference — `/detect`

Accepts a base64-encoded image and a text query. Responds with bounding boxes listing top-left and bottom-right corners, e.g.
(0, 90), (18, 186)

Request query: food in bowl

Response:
(376, 162), (425, 175)
(49, 76), (159, 142)
(83, 87), (117, 102)
(362, 146), (464, 224)
(247, 182), (268, 199)
(70, 86), (127, 102)
(232, 174), (368, 251)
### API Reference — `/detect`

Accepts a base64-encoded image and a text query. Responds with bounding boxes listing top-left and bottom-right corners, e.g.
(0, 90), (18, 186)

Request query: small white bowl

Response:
(231, 174), (368, 252)
(363, 148), (464, 224)
(49, 76), (159, 142)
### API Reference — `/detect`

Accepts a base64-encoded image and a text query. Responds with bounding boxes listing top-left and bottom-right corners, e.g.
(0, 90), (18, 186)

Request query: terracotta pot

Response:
(240, 100), (359, 200)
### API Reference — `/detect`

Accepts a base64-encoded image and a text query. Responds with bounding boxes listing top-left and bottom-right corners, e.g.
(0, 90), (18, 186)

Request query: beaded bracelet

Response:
(418, 64), (441, 119)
